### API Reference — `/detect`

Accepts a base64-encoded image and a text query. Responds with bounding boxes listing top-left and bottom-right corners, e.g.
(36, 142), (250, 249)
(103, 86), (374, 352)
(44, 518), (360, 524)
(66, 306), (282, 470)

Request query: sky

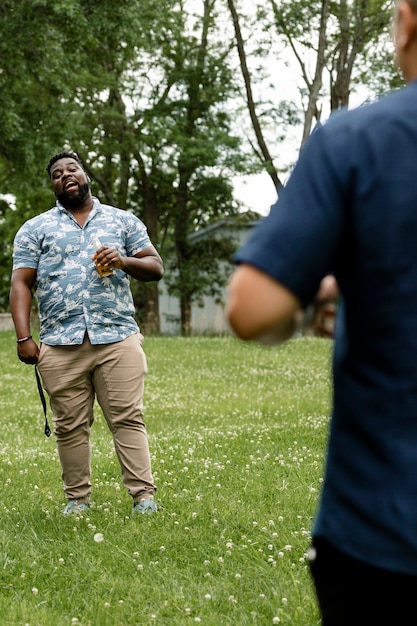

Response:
(222, 0), (380, 218)
(233, 172), (278, 217)
(232, 86), (374, 217)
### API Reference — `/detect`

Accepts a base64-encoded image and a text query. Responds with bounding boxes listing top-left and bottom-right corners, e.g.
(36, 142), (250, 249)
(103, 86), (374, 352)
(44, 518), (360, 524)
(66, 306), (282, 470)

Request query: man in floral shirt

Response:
(10, 151), (164, 516)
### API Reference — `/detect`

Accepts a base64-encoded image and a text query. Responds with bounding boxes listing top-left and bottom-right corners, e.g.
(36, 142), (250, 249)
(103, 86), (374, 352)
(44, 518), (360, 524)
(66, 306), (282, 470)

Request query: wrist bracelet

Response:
(16, 335), (32, 344)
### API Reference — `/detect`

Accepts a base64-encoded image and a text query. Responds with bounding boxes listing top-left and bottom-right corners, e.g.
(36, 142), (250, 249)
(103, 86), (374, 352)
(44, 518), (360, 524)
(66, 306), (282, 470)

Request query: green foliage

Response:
(165, 233), (237, 304)
(0, 0), (251, 327)
(263, 0), (394, 110)
(0, 332), (332, 625)
(0, 0), (401, 326)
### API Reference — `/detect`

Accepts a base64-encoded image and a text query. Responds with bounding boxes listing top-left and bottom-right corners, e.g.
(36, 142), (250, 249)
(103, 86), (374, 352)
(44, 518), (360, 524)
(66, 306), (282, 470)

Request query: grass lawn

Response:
(0, 331), (333, 625)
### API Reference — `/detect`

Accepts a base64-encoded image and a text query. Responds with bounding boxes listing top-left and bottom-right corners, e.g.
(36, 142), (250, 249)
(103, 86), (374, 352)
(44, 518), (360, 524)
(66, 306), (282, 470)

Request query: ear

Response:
(396, 0), (417, 50)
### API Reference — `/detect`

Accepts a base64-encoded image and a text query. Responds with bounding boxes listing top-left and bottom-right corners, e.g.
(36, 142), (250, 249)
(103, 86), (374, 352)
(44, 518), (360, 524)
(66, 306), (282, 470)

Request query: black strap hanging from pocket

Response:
(35, 365), (51, 437)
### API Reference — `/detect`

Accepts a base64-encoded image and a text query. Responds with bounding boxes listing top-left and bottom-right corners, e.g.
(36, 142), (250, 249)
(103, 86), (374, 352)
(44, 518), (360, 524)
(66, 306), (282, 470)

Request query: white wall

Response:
(158, 220), (261, 335)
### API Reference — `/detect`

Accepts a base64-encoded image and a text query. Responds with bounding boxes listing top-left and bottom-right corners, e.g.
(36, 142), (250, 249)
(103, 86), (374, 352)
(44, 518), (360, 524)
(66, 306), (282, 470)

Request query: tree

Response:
(268, 0), (395, 141)
(227, 0), (396, 177)
(67, 0), (248, 334)
(227, 0), (284, 193)
(0, 0), (401, 337)
(0, 0), (250, 336)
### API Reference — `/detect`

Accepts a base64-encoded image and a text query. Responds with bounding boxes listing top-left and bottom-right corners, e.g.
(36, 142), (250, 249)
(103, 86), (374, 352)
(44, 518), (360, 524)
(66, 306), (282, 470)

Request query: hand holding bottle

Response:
(92, 236), (114, 277)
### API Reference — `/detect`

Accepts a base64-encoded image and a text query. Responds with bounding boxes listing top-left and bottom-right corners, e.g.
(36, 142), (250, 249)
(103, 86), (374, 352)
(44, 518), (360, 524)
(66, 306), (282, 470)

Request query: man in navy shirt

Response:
(227, 1), (417, 623)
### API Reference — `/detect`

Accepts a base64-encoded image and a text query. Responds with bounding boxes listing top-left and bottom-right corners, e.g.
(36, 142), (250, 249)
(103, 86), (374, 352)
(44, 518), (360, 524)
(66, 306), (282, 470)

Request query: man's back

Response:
(226, 3), (417, 620)
(231, 80), (417, 574)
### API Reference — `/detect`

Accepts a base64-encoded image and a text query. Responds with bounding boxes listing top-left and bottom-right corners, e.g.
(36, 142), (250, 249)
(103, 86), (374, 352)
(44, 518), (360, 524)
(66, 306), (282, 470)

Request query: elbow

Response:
(155, 262), (164, 281)
(226, 302), (256, 342)
(145, 258), (164, 282)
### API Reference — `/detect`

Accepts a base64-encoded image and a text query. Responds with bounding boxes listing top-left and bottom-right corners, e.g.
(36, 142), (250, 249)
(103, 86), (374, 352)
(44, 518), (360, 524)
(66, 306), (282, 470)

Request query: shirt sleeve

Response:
(12, 222), (41, 270)
(124, 213), (152, 256)
(235, 120), (350, 307)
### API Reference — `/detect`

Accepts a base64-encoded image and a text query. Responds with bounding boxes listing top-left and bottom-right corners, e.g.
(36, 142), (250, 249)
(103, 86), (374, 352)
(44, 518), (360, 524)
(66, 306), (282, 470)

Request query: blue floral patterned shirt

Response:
(12, 197), (152, 345)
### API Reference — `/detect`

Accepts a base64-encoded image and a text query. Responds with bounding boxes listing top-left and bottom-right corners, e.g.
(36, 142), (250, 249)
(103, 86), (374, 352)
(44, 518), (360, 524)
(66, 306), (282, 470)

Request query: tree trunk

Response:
(133, 281), (161, 335)
(140, 282), (161, 335)
(228, 0), (283, 194)
(180, 295), (192, 336)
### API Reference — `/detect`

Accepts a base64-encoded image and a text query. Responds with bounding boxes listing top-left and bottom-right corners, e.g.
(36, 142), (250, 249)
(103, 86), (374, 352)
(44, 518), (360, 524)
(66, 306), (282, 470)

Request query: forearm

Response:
(228, 303), (298, 346)
(118, 255), (164, 282)
(10, 283), (33, 339)
(226, 264), (301, 345)
(252, 317), (299, 346)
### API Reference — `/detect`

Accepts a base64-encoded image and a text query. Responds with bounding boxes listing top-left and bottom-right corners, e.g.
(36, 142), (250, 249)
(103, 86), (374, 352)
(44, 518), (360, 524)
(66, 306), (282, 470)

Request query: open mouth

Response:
(64, 181), (78, 191)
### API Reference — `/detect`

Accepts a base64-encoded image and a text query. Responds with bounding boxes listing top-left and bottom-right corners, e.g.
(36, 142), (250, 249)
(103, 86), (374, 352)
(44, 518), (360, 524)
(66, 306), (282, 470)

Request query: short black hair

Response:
(46, 151), (83, 177)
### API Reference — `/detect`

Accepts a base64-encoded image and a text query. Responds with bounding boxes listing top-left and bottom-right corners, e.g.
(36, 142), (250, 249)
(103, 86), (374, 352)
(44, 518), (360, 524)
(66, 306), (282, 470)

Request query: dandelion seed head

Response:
(94, 533), (104, 543)
(31, 587), (38, 595)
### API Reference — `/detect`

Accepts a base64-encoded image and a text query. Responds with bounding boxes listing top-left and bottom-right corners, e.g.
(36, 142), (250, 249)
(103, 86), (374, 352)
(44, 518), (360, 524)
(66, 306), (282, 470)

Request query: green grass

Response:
(0, 332), (333, 625)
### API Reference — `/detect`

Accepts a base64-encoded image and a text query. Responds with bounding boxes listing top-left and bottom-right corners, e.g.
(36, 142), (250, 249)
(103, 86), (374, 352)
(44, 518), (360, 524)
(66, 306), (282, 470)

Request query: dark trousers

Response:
(309, 537), (417, 626)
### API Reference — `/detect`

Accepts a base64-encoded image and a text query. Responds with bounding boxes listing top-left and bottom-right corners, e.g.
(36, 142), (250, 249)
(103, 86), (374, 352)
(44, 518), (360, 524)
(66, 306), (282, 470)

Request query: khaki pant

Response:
(37, 333), (155, 502)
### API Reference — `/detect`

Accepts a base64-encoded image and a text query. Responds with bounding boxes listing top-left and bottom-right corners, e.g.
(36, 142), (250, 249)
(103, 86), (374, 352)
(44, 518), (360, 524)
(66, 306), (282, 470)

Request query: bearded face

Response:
(49, 157), (92, 210)
(56, 182), (90, 208)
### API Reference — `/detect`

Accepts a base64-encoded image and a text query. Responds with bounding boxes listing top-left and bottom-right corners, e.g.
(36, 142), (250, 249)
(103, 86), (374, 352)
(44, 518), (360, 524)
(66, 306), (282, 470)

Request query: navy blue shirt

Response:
(236, 79), (417, 574)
